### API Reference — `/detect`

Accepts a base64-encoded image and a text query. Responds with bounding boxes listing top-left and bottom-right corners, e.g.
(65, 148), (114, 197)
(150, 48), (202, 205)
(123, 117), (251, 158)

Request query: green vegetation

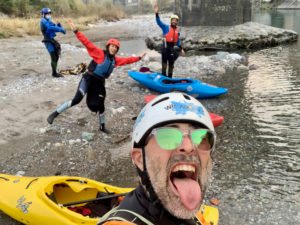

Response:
(0, 0), (126, 39)
(0, 0), (124, 18)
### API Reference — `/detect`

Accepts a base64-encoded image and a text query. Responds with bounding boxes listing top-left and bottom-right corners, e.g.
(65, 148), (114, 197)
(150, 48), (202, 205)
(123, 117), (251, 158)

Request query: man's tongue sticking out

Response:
(172, 177), (201, 210)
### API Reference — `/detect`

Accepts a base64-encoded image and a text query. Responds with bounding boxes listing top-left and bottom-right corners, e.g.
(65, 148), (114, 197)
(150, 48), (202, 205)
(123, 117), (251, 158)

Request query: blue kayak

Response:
(128, 70), (228, 99)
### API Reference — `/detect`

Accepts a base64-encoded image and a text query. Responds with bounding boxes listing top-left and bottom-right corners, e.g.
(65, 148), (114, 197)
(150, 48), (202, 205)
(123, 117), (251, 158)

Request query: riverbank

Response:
(3, 12), (299, 224)
(0, 14), (250, 224)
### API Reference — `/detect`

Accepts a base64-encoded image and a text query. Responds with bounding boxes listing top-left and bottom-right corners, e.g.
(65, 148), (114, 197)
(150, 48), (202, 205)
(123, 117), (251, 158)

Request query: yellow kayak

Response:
(0, 173), (219, 225)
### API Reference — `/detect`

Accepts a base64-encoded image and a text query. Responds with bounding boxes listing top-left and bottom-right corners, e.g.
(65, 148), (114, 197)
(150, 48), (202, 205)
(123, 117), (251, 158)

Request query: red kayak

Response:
(144, 95), (224, 128)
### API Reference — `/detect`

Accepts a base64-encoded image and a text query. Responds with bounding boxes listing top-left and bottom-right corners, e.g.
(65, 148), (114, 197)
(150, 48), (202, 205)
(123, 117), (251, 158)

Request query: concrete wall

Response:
(175, 0), (252, 26)
(113, 0), (139, 6)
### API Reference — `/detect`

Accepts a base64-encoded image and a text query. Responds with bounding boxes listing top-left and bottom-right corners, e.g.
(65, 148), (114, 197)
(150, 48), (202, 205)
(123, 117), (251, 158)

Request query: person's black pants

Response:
(50, 51), (59, 76)
(161, 46), (179, 78)
(70, 73), (106, 114)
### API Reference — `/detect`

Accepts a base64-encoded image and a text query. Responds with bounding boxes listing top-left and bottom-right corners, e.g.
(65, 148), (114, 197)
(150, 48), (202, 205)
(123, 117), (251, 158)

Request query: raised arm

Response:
(68, 20), (104, 63)
(154, 3), (169, 35)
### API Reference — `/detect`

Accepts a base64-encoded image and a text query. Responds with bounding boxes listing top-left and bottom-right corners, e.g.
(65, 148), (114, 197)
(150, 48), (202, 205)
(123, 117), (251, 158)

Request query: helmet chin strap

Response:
(135, 146), (165, 221)
(137, 146), (162, 207)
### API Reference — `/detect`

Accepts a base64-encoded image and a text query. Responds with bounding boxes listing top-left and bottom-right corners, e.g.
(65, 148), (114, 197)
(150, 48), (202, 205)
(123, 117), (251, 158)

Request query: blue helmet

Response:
(41, 8), (51, 15)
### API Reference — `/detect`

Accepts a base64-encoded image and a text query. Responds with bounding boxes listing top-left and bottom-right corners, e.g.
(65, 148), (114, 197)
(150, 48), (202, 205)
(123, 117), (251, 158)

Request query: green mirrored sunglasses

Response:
(149, 127), (216, 151)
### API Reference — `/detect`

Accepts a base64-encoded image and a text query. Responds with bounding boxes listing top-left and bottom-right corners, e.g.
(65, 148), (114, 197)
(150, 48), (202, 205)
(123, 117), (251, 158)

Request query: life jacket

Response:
(88, 52), (115, 79)
(164, 26), (179, 44)
(98, 186), (213, 225)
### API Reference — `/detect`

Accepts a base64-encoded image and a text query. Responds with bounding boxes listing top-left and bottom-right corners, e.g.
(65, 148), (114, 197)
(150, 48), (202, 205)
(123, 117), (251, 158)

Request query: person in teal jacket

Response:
(40, 8), (66, 78)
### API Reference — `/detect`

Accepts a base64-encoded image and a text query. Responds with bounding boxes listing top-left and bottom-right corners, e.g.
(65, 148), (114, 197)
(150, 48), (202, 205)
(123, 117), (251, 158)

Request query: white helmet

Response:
(170, 14), (179, 21)
(132, 92), (214, 148)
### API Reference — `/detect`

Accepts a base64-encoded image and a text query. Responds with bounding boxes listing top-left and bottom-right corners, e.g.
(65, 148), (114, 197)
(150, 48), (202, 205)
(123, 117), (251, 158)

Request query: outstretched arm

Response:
(115, 53), (146, 67)
(67, 20), (104, 63)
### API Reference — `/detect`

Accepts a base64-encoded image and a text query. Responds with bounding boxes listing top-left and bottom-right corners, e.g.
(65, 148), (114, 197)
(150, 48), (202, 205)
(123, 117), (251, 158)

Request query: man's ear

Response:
(131, 148), (143, 171)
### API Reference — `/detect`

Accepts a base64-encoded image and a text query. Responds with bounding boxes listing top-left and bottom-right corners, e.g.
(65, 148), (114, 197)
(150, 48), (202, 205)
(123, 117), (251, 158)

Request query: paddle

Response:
(62, 192), (129, 207)
(139, 66), (153, 73)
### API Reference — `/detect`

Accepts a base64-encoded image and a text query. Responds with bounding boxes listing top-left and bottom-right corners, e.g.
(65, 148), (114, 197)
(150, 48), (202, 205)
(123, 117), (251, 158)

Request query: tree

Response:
(0, 0), (14, 15)
(16, 0), (29, 17)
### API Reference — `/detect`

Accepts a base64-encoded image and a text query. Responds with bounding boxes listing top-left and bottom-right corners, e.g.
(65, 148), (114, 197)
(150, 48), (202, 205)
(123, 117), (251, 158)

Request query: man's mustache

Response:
(167, 154), (201, 168)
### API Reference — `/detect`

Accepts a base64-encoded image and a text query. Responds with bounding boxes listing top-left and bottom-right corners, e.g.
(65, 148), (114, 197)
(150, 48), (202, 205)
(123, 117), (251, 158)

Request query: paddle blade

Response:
(139, 67), (151, 72)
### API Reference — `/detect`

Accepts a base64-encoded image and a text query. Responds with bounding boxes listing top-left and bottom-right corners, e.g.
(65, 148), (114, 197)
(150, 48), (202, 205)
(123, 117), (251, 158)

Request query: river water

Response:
(209, 9), (300, 224)
(100, 10), (300, 225)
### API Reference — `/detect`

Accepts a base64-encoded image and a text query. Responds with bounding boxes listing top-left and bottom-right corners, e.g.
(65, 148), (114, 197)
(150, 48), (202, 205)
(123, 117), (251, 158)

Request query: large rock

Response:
(146, 22), (298, 53)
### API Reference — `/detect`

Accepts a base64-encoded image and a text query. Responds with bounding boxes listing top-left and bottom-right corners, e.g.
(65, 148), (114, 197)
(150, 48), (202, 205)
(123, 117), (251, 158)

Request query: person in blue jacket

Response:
(40, 8), (66, 78)
(154, 3), (184, 78)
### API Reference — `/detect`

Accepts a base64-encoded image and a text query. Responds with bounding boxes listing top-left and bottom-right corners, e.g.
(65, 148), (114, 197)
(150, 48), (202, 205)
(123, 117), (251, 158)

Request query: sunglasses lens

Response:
(156, 128), (182, 150)
(191, 129), (215, 149)
(191, 129), (207, 144)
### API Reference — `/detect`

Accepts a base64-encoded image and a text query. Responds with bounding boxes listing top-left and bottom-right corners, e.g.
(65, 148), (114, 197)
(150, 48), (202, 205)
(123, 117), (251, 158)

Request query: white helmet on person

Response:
(170, 14), (179, 21)
(132, 92), (214, 148)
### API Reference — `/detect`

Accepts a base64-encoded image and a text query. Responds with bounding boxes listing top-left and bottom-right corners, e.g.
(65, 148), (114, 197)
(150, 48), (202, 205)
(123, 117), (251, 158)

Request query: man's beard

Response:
(146, 154), (212, 219)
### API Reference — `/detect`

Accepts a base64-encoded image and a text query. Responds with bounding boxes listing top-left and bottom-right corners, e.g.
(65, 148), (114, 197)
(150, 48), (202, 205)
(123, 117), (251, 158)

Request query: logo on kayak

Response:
(186, 85), (193, 92)
(154, 75), (161, 81)
(16, 196), (32, 214)
(165, 101), (204, 117)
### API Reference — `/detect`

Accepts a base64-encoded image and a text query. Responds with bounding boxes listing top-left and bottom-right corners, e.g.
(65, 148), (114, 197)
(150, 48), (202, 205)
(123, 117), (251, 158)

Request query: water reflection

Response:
(247, 46), (299, 171)
(216, 10), (300, 225)
(202, 10), (300, 225)
(96, 10), (300, 225)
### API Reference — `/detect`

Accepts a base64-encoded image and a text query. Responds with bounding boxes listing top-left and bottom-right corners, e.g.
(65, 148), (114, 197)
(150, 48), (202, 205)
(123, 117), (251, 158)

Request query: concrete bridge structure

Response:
(277, 0), (300, 9)
(174, 0), (252, 26)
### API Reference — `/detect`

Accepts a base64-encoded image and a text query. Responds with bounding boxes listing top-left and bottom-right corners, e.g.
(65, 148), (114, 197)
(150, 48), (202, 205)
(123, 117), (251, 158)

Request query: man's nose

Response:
(178, 135), (194, 154)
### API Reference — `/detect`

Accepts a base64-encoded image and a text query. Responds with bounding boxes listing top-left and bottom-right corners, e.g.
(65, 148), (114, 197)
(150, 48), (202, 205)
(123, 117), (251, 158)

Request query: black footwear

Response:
(99, 124), (110, 134)
(52, 73), (64, 78)
(47, 111), (59, 124)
